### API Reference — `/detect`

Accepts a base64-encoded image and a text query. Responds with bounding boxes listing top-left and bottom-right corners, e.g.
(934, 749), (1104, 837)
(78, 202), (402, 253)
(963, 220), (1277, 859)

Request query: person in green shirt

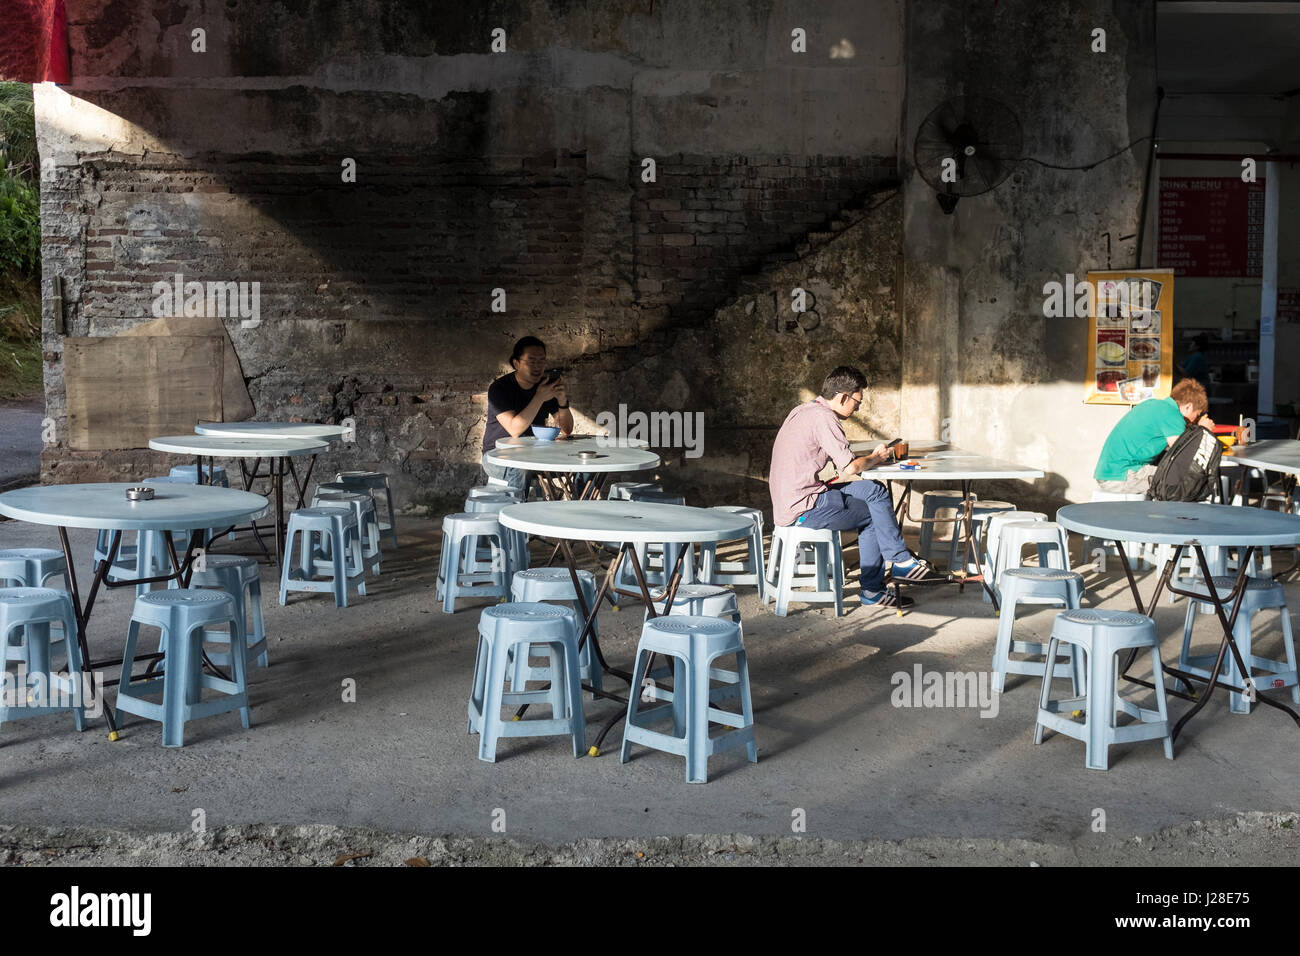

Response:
(1095, 379), (1214, 494)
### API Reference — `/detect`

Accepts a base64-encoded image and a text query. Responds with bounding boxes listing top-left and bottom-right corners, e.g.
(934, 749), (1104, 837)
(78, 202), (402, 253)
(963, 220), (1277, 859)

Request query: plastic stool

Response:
(0, 588), (87, 732)
(0, 550), (73, 663)
(335, 471), (398, 548)
(981, 511), (1047, 578)
(1034, 608), (1173, 771)
(991, 520), (1070, 597)
(279, 508), (365, 607)
(468, 485), (522, 501)
(621, 615), (756, 783)
(437, 513), (513, 613)
(114, 590), (250, 747)
(697, 506), (766, 601)
(650, 583), (741, 622)
(509, 568), (602, 693)
(1177, 575), (1299, 714)
(313, 490), (383, 577)
(950, 500), (1016, 574)
(993, 568), (1085, 693)
(917, 490), (974, 566)
(467, 603), (585, 762)
(184, 554), (268, 669)
(765, 524), (843, 617)
(608, 482), (662, 501)
(168, 464), (229, 487)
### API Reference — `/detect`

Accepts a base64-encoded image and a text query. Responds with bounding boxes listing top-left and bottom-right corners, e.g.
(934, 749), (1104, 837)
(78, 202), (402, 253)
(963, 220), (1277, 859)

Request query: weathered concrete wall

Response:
(900, 0), (1158, 510)
(36, 0), (904, 509)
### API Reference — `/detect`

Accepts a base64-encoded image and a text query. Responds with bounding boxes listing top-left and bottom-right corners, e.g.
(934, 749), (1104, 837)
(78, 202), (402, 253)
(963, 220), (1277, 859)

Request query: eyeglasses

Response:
(845, 394), (863, 408)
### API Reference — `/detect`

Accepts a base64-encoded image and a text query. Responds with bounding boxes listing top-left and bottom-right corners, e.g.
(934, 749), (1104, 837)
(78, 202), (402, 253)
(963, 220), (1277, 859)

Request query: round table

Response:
(495, 435), (650, 449)
(1057, 500), (1300, 740)
(498, 500), (753, 753)
(149, 435), (327, 563)
(0, 482), (269, 738)
(484, 442), (660, 501)
(195, 421), (350, 441)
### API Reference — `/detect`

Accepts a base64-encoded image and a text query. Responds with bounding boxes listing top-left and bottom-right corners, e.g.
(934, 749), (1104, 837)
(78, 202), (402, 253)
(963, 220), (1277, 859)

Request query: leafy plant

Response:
(0, 82), (38, 180)
(0, 174), (40, 277)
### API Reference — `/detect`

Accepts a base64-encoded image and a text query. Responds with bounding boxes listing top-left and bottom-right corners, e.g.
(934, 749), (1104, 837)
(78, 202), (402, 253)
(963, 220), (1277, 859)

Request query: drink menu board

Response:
(1158, 177), (1265, 277)
(1084, 270), (1174, 406)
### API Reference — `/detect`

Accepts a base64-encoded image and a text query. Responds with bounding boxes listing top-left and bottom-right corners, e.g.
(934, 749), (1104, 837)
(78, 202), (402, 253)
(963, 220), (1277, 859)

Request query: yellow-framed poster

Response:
(1084, 269), (1174, 405)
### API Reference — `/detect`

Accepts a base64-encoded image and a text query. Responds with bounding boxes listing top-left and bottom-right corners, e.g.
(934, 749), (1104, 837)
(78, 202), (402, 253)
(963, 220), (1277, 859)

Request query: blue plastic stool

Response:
(1034, 608), (1173, 771)
(644, 584), (743, 705)
(993, 568), (1085, 693)
(509, 568), (602, 693)
(696, 506), (766, 601)
(764, 524), (843, 617)
(467, 603), (585, 762)
(1178, 575), (1299, 714)
(335, 471), (398, 549)
(0, 588), (87, 733)
(168, 464), (229, 487)
(312, 490), (383, 578)
(279, 508), (365, 607)
(0, 550), (72, 663)
(621, 615), (756, 783)
(115, 590), (250, 747)
(184, 554), (268, 669)
(437, 513), (513, 614)
(915, 490), (976, 567)
(464, 495), (529, 573)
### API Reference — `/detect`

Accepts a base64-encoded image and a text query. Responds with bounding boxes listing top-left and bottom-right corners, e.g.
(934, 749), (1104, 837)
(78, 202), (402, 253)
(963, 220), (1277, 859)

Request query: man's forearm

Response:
(505, 395), (547, 436)
(555, 407), (574, 435)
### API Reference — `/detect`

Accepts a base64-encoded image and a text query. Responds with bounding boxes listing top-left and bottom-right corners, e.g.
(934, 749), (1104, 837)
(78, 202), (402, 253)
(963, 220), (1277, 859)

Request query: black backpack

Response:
(1146, 425), (1222, 502)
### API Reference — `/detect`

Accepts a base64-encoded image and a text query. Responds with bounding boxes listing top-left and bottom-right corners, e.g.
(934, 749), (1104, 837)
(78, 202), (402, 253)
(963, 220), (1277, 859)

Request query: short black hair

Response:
(1192, 334), (1208, 350)
(821, 366), (867, 400)
(510, 336), (546, 364)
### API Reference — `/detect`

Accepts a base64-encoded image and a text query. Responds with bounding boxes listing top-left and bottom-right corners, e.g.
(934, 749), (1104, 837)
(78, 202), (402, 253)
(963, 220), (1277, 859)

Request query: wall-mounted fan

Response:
(913, 96), (1023, 214)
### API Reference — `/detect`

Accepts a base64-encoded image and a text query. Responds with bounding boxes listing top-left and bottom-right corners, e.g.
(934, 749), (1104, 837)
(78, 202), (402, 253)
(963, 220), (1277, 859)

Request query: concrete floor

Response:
(0, 398), (42, 492)
(1, 515), (1297, 850)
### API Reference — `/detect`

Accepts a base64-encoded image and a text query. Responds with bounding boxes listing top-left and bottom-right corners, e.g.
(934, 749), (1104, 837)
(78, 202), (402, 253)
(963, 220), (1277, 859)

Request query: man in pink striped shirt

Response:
(769, 366), (944, 609)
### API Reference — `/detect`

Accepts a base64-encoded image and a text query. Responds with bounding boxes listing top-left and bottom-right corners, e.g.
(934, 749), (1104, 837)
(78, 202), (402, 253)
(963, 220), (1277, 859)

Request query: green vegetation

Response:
(0, 81), (41, 400)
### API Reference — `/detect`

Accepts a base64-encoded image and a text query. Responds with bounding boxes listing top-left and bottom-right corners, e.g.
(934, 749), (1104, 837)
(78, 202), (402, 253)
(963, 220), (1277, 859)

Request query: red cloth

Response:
(0, 0), (71, 84)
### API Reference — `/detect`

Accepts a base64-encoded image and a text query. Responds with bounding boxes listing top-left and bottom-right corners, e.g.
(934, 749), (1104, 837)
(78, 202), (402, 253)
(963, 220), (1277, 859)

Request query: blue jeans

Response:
(798, 480), (910, 595)
(482, 460), (528, 494)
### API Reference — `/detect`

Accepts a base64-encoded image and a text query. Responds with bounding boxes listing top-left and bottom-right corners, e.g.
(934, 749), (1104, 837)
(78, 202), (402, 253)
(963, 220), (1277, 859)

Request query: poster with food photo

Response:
(1085, 270), (1174, 405)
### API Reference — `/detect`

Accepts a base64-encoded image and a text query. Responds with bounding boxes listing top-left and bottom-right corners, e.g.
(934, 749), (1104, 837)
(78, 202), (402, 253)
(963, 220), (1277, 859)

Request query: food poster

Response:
(1084, 270), (1174, 405)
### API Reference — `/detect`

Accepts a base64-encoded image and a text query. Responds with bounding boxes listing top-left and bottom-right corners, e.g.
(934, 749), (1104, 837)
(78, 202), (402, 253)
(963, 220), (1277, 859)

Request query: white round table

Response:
(484, 442), (660, 501)
(0, 482), (269, 738)
(149, 435), (327, 563)
(498, 500), (754, 754)
(1057, 500), (1300, 741)
(195, 421), (349, 441)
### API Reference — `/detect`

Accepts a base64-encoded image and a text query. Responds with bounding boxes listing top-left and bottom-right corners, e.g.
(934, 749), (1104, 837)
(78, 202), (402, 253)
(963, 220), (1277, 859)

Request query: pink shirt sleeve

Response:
(816, 412), (854, 471)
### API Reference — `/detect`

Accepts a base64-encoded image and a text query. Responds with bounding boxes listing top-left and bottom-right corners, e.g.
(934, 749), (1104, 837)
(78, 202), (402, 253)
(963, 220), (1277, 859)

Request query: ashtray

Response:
(125, 486), (155, 501)
(577, 451), (604, 460)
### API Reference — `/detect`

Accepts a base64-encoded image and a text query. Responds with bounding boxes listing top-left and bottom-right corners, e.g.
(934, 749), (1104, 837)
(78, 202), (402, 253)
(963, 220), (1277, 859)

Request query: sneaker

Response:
(889, 556), (948, 584)
(862, 589), (915, 609)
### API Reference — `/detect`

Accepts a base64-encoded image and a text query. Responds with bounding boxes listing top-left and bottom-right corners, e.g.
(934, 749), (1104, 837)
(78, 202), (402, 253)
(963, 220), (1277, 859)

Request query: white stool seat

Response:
(438, 513), (514, 613)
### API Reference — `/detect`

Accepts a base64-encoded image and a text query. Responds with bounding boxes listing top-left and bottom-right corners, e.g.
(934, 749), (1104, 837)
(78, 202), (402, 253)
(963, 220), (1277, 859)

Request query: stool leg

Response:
(25, 622), (52, 708)
(161, 624), (188, 748)
(1281, 607), (1300, 705)
(468, 631), (490, 735)
(248, 579), (268, 667)
(331, 528), (348, 608)
(442, 533), (460, 614)
(349, 527), (366, 597)
(775, 542), (795, 617)
(1034, 636), (1061, 746)
(687, 649), (711, 783)
(559, 637), (586, 757)
(621, 648), (652, 764)
(279, 526), (294, 605)
(992, 583), (1017, 692)
(436, 528), (450, 602)
(698, 543), (716, 584)
(229, 616), (252, 730)
(478, 636), (512, 762)
(59, 606), (88, 731)
(1150, 646), (1174, 760)
(736, 647), (757, 762)
(1228, 609), (1253, 715)
(1085, 644), (1115, 771)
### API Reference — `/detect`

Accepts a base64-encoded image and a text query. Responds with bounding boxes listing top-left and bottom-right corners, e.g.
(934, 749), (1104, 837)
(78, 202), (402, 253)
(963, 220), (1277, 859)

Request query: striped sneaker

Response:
(889, 556), (948, 584)
(862, 589), (915, 609)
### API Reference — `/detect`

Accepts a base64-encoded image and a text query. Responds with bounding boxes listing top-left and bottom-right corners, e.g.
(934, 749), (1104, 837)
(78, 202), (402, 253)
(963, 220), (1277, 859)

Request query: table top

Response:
(195, 421), (349, 440)
(1225, 439), (1300, 476)
(0, 483), (269, 531)
(495, 435), (650, 449)
(840, 444), (1044, 482)
(484, 442), (660, 474)
(149, 435), (327, 458)
(1057, 500), (1300, 546)
(499, 501), (754, 543)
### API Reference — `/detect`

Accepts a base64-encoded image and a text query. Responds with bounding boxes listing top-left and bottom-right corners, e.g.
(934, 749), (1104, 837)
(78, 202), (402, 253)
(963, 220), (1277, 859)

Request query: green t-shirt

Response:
(1094, 397), (1187, 481)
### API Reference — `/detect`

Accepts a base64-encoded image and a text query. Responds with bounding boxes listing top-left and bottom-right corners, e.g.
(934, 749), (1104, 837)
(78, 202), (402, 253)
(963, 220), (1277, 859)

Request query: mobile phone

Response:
(546, 368), (567, 383)
(886, 438), (903, 448)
